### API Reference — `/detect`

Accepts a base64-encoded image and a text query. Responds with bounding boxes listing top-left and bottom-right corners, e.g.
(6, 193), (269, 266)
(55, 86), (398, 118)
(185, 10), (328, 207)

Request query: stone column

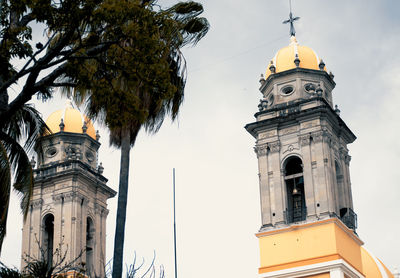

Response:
(268, 141), (284, 225)
(255, 143), (272, 227)
(343, 152), (353, 210)
(63, 192), (74, 262)
(299, 134), (316, 217)
(21, 205), (32, 264)
(52, 194), (64, 258)
(94, 203), (102, 276)
(322, 129), (336, 215)
(99, 208), (109, 277)
(310, 130), (331, 217)
(329, 138), (340, 215)
(31, 198), (43, 260)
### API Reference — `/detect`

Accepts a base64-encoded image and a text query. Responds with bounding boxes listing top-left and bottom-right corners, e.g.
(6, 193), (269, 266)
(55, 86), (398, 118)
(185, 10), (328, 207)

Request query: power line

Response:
(188, 35), (287, 73)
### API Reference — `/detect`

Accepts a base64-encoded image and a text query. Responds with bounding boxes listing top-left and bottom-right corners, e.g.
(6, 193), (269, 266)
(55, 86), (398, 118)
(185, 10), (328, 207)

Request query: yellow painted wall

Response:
(258, 222), (336, 267)
(258, 219), (363, 274)
(334, 224), (363, 271)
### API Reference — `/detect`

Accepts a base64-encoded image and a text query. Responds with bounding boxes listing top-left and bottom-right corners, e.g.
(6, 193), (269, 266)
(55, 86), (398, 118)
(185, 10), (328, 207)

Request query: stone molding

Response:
(52, 191), (86, 203)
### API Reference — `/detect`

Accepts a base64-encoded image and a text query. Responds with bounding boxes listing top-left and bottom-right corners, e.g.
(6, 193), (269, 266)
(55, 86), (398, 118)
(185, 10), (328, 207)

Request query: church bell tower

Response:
(245, 9), (394, 278)
(246, 35), (357, 232)
(21, 102), (116, 277)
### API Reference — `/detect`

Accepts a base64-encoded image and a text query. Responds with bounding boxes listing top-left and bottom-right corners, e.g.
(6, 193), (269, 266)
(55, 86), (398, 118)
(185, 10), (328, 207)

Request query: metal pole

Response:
(173, 168), (178, 278)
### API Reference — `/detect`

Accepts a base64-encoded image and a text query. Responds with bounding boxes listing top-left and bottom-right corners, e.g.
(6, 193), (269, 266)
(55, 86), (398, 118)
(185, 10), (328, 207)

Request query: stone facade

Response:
(246, 67), (357, 232)
(21, 131), (116, 277)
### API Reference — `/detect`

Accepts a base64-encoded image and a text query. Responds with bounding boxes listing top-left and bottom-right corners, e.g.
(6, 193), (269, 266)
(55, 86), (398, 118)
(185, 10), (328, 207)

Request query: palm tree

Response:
(0, 104), (49, 253)
(63, 1), (209, 276)
(64, 1), (208, 277)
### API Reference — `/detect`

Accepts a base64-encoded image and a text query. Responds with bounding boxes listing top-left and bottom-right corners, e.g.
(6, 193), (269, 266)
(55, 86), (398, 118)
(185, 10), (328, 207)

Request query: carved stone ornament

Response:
(299, 135), (311, 146)
(322, 129), (333, 145)
(283, 144), (298, 154)
(331, 138), (339, 151)
(32, 198), (43, 209)
(53, 193), (64, 204)
(345, 155), (352, 165)
(268, 141), (281, 153)
(101, 208), (110, 217)
(311, 131), (323, 143)
(339, 147), (348, 160)
(94, 203), (102, 214)
(61, 191), (84, 203)
(65, 145), (82, 160)
(311, 161), (317, 169)
(254, 144), (268, 157)
(82, 197), (89, 206)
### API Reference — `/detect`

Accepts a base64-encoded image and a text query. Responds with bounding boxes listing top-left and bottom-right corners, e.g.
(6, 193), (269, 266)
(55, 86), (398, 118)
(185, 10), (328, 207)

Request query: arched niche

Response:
(42, 213), (54, 267)
(284, 156), (306, 223)
(86, 217), (95, 274)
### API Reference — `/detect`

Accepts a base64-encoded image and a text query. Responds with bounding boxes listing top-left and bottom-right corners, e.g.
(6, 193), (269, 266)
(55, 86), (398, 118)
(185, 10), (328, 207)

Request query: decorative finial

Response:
(319, 59), (325, 70)
(59, 118), (65, 131)
(30, 156), (36, 169)
(282, 0), (300, 37)
(96, 130), (100, 141)
(269, 61), (276, 74)
(329, 71), (335, 79)
(258, 99), (268, 112)
(294, 54), (300, 67)
(259, 74), (265, 85)
(82, 121), (87, 133)
(98, 162), (104, 174)
(334, 105), (341, 115)
(316, 85), (323, 96)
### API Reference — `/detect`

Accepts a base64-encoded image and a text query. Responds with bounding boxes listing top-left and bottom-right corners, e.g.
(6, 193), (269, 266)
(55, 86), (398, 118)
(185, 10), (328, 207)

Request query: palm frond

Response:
(0, 142), (11, 253)
(0, 131), (34, 220)
(2, 104), (50, 151)
(164, 1), (210, 46)
(0, 262), (22, 278)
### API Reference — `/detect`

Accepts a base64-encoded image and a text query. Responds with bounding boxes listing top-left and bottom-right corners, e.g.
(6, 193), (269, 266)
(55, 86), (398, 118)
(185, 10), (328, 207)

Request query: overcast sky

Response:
(1, 0), (400, 277)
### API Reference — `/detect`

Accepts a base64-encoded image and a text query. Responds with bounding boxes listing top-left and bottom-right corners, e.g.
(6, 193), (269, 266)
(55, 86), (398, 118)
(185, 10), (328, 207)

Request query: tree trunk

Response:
(112, 128), (131, 278)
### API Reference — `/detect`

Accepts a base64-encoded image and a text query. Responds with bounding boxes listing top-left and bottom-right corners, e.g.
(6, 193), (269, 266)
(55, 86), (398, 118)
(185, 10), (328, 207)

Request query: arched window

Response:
(42, 214), (54, 267)
(284, 156), (306, 223)
(86, 217), (94, 274)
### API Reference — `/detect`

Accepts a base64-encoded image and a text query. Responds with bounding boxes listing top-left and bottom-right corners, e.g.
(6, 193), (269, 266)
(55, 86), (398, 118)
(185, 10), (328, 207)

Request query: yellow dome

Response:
(361, 247), (394, 278)
(265, 36), (326, 79)
(46, 103), (96, 140)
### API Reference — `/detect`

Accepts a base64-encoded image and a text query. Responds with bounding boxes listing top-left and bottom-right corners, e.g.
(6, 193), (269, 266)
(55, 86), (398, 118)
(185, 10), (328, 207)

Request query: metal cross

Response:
(282, 0), (300, 37)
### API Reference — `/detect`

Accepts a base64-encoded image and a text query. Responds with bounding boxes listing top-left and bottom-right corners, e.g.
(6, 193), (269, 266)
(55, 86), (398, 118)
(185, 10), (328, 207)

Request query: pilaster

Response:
(299, 134), (317, 218)
(255, 144), (272, 227)
(269, 141), (284, 225)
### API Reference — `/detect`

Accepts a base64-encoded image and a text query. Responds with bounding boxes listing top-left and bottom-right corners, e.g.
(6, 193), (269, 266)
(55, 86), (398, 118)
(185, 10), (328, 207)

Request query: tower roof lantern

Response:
(265, 36), (327, 80)
(45, 100), (96, 140)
